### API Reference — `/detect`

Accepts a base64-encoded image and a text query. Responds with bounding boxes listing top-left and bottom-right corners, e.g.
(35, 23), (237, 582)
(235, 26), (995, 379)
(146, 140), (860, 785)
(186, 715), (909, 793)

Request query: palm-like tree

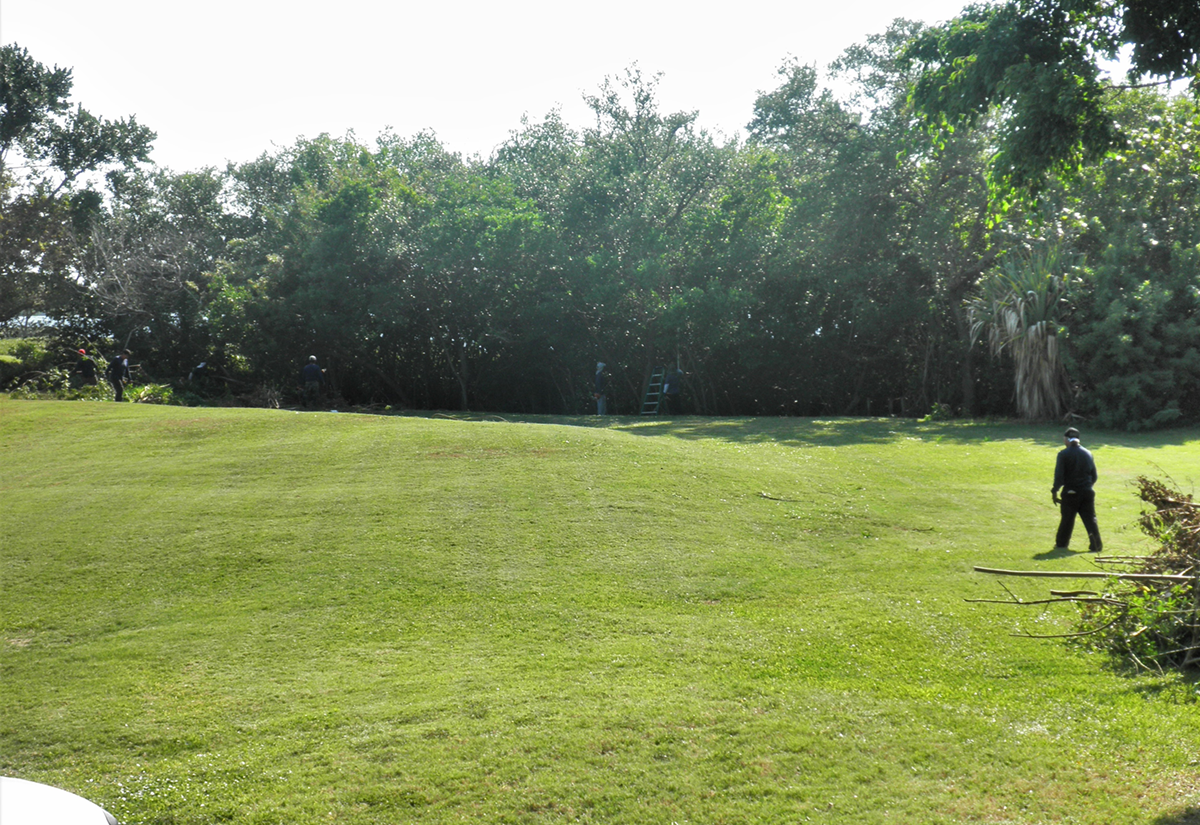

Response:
(968, 245), (1074, 420)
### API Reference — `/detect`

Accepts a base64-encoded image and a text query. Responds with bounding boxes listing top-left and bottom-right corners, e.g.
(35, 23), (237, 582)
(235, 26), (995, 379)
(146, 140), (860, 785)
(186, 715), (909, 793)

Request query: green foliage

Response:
(0, 45), (154, 324)
(8, 34), (1200, 428)
(1054, 93), (1200, 430)
(903, 0), (1200, 195)
(968, 245), (1075, 420)
(921, 400), (957, 421)
(903, 2), (1114, 193)
(10, 338), (48, 363)
(0, 338), (55, 389)
(125, 383), (177, 404)
(0, 353), (22, 387)
(7, 378), (112, 402)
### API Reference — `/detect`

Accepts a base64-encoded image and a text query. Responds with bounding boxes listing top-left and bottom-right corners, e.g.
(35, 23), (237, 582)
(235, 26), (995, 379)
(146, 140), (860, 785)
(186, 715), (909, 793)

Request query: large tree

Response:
(1051, 91), (1200, 429)
(902, 0), (1200, 193)
(745, 23), (1005, 417)
(0, 44), (155, 325)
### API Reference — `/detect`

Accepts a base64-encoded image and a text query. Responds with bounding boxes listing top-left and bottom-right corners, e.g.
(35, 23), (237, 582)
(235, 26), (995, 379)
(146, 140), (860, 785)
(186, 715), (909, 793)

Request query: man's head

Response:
(78, 348), (87, 355)
(596, 362), (605, 371)
(1064, 426), (1081, 445)
(309, 355), (317, 363)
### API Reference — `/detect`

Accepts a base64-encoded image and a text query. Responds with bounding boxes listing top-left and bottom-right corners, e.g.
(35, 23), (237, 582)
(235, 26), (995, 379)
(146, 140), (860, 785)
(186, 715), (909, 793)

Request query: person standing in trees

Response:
(72, 349), (98, 386)
(661, 366), (683, 415)
(106, 350), (131, 401)
(1051, 427), (1102, 552)
(594, 362), (607, 415)
(301, 355), (325, 408)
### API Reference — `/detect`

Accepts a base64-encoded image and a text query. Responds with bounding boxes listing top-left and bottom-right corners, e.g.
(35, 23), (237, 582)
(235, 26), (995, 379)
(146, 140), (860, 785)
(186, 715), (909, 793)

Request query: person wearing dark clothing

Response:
(72, 349), (98, 386)
(107, 351), (131, 401)
(1051, 426), (1102, 552)
(301, 355), (325, 408)
(593, 362), (607, 415)
(661, 367), (683, 415)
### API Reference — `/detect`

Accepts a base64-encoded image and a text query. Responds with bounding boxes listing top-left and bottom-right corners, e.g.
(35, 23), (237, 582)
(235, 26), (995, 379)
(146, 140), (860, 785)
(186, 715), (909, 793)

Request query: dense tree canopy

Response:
(902, 0), (1200, 193)
(4, 26), (1200, 429)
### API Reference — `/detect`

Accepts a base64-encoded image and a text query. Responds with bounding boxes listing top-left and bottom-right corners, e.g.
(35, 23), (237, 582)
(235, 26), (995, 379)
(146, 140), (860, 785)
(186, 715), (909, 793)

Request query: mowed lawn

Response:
(2, 399), (1200, 825)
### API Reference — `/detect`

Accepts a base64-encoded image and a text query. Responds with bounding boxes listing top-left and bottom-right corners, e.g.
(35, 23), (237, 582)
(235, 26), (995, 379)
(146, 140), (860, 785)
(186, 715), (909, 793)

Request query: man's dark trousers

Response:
(1057, 488), (1101, 551)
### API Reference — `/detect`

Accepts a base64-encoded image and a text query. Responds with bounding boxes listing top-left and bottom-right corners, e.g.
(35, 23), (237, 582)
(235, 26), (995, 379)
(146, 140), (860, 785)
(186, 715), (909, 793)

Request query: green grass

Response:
(3, 399), (1200, 824)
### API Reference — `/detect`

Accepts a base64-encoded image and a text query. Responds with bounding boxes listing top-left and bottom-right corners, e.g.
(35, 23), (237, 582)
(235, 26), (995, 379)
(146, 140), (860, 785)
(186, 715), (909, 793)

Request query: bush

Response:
(127, 383), (178, 405)
(921, 401), (956, 422)
(0, 355), (21, 388)
(0, 338), (58, 389)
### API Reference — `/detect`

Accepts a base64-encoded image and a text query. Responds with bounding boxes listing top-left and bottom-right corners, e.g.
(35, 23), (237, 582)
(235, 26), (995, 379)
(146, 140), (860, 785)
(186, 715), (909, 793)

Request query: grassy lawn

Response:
(2, 399), (1199, 824)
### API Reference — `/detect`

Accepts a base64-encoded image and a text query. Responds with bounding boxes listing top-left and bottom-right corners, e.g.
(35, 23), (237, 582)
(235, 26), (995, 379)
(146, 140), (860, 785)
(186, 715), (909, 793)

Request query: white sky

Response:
(2, 0), (974, 172)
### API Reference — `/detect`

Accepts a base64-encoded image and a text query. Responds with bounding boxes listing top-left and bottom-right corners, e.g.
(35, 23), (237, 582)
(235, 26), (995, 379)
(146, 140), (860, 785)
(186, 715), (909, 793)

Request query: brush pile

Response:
(1073, 476), (1200, 671)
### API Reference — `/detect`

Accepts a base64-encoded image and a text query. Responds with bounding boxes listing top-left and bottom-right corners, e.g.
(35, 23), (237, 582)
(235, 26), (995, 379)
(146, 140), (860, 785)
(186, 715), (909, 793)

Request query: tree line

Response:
(3, 1), (1199, 427)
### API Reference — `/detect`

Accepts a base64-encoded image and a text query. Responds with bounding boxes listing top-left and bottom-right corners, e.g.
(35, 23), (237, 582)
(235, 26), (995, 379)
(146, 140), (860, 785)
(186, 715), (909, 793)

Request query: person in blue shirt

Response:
(1051, 427), (1102, 552)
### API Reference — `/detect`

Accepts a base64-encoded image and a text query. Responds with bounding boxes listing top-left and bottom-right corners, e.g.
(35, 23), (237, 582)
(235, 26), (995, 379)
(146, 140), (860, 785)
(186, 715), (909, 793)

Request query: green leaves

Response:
(968, 245), (1075, 420)
(904, 1), (1119, 194)
(906, 0), (1200, 196)
(0, 45), (156, 329)
(0, 44), (73, 169)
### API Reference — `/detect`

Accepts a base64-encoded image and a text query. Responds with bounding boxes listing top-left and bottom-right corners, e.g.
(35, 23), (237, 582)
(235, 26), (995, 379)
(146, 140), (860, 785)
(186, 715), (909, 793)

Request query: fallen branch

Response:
(966, 596), (1124, 606)
(1011, 613), (1126, 639)
(974, 566), (1196, 583)
(759, 492), (800, 502)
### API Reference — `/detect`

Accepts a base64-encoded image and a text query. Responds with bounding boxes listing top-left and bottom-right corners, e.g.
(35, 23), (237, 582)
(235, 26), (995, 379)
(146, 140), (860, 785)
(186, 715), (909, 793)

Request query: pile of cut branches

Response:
(1073, 476), (1200, 671)
(974, 475), (1200, 673)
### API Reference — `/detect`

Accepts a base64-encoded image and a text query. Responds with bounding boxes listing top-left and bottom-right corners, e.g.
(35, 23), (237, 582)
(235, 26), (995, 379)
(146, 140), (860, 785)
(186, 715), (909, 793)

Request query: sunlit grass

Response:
(3, 400), (1200, 824)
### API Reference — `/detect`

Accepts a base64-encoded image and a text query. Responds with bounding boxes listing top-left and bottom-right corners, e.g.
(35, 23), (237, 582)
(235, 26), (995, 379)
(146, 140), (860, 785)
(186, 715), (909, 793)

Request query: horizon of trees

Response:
(3, 1), (1200, 428)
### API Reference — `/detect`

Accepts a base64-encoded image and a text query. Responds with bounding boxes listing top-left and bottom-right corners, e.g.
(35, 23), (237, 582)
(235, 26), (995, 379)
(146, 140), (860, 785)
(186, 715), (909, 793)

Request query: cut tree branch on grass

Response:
(967, 596), (1125, 606)
(972, 475), (1200, 672)
(973, 566), (1197, 583)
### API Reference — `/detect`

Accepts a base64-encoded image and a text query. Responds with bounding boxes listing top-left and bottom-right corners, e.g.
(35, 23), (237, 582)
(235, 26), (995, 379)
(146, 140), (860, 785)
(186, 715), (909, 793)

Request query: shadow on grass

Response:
(377, 409), (1200, 452)
(1154, 808), (1200, 824)
(606, 416), (1041, 448)
(416, 413), (1007, 447)
(1032, 546), (1087, 561)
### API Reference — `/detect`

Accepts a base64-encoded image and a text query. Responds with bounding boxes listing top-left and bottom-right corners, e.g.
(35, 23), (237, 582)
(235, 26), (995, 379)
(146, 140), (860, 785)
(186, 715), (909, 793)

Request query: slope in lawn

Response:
(3, 400), (1200, 824)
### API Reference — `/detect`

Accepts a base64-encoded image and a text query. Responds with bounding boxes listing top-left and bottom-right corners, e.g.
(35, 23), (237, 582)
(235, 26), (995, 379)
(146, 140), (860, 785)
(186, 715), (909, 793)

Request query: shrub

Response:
(0, 338), (58, 389)
(921, 401), (956, 422)
(0, 355), (21, 388)
(127, 383), (178, 405)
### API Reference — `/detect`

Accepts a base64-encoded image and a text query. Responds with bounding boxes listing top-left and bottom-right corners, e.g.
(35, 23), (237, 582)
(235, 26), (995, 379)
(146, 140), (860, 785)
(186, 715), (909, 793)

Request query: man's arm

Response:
(1051, 451), (1065, 503)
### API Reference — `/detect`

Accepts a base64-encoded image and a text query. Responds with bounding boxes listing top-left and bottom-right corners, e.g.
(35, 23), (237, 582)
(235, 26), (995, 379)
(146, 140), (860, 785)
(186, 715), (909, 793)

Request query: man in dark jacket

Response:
(661, 366), (683, 415)
(72, 349), (98, 386)
(301, 355), (325, 408)
(107, 350), (131, 401)
(1051, 426), (1102, 552)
